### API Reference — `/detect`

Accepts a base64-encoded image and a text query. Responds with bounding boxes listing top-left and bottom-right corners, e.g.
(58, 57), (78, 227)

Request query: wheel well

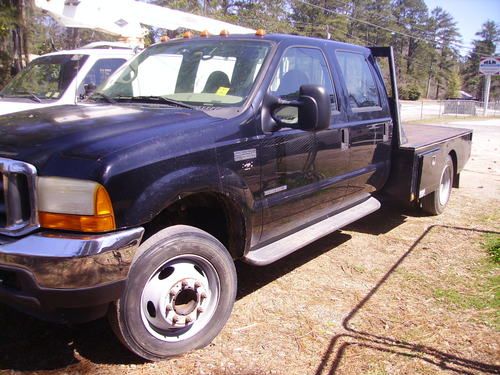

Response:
(143, 192), (246, 259)
(449, 150), (458, 186)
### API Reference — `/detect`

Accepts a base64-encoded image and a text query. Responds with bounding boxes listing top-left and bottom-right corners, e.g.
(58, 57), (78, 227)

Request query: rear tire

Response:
(421, 155), (454, 215)
(109, 225), (237, 361)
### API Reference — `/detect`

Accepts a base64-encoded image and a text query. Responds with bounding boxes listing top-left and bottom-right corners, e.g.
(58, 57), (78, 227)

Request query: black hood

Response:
(0, 103), (221, 170)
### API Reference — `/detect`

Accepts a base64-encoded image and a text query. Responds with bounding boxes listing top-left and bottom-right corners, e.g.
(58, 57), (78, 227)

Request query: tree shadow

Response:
(314, 224), (500, 375)
(0, 305), (145, 371)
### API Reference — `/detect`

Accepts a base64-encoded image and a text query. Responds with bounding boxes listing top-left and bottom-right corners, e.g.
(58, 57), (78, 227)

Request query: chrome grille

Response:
(0, 158), (39, 236)
(0, 173), (5, 227)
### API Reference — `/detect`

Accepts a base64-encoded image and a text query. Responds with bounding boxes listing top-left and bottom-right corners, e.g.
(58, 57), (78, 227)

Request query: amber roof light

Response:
(183, 31), (193, 38)
(220, 29), (229, 37)
(255, 29), (266, 37)
(200, 30), (210, 37)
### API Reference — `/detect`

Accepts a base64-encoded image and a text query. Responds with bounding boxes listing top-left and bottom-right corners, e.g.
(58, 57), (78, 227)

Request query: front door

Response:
(259, 46), (345, 244)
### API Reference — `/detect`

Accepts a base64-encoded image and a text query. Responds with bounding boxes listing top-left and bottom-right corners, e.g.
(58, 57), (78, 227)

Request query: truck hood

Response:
(0, 103), (220, 170)
(0, 98), (59, 115)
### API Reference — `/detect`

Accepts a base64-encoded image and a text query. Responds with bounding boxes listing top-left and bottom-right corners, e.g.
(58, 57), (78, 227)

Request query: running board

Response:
(243, 197), (381, 266)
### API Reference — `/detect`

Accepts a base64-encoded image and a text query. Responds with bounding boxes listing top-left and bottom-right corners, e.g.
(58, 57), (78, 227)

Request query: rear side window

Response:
(336, 51), (380, 109)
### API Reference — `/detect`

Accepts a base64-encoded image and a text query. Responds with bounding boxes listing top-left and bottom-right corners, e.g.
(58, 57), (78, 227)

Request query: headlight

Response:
(37, 177), (115, 232)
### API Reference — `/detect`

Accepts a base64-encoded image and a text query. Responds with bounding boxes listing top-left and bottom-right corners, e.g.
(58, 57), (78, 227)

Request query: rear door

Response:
(335, 50), (392, 204)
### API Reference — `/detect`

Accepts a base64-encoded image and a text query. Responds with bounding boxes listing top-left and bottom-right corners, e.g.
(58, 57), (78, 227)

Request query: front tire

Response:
(109, 225), (237, 361)
(421, 155), (454, 215)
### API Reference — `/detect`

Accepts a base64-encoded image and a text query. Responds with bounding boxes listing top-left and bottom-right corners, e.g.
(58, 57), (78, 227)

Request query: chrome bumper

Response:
(0, 227), (144, 289)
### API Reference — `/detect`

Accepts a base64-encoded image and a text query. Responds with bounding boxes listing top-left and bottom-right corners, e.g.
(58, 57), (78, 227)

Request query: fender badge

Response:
(234, 149), (257, 162)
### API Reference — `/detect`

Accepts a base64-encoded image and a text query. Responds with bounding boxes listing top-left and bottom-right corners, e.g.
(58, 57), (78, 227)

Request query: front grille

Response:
(0, 173), (5, 227)
(0, 158), (39, 237)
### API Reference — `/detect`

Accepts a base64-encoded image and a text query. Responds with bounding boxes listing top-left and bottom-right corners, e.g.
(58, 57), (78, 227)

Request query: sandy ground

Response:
(0, 119), (498, 375)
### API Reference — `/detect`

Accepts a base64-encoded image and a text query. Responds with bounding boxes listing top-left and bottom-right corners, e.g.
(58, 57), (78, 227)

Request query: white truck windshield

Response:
(0, 54), (89, 101)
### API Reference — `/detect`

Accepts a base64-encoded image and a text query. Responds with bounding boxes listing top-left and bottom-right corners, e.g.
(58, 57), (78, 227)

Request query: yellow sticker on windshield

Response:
(216, 87), (230, 96)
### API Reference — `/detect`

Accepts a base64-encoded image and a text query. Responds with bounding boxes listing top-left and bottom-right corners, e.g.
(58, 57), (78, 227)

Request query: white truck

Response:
(0, 45), (134, 115)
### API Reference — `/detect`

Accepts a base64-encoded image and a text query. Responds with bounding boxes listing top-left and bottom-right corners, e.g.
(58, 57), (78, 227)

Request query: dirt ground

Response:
(0, 118), (498, 375)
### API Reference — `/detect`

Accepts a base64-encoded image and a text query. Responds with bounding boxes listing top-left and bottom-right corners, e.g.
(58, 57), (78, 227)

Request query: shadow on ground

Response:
(314, 224), (500, 375)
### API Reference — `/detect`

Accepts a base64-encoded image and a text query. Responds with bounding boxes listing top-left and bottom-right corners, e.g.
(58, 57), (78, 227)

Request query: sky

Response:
(424, 0), (500, 56)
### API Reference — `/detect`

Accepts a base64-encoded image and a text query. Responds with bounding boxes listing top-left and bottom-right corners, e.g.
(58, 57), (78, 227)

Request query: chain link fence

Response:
(400, 99), (500, 122)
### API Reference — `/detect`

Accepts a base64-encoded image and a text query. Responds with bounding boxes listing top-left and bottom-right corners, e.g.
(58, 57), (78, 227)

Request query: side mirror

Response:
(264, 84), (331, 133)
(84, 83), (97, 97)
(298, 84), (331, 131)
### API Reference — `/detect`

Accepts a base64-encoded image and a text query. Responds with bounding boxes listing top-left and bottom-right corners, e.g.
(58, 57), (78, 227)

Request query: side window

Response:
(270, 47), (337, 108)
(79, 58), (127, 96)
(336, 51), (380, 109)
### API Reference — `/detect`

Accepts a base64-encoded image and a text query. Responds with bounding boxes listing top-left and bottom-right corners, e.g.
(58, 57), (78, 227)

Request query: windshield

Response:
(1, 54), (89, 100)
(98, 39), (271, 107)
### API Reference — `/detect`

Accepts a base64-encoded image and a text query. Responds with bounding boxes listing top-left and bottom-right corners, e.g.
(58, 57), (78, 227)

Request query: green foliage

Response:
(446, 70), (461, 99)
(399, 84), (421, 100)
(483, 234), (500, 264)
(461, 20), (500, 100)
(407, 85), (421, 100)
(432, 257), (499, 330)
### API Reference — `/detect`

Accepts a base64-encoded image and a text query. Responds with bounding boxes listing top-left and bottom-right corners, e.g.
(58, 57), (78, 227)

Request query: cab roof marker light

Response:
(220, 29), (229, 37)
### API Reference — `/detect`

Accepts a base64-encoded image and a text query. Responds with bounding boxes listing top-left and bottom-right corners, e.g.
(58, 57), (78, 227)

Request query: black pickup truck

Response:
(0, 33), (472, 360)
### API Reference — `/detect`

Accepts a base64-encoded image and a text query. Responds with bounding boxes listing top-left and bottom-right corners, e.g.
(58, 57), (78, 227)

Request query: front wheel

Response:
(421, 154), (454, 215)
(109, 225), (237, 361)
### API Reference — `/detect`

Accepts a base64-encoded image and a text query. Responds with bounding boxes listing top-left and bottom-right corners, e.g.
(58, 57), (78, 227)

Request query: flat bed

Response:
(384, 123), (473, 205)
(401, 123), (473, 150)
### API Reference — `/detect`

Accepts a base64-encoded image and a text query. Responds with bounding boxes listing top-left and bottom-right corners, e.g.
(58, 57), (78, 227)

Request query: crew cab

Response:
(0, 33), (472, 360)
(0, 44), (134, 115)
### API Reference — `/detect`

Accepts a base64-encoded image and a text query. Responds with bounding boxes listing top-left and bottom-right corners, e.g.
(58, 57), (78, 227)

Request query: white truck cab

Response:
(0, 46), (134, 115)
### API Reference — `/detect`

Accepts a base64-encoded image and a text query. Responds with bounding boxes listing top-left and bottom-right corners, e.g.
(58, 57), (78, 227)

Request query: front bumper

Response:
(0, 227), (144, 322)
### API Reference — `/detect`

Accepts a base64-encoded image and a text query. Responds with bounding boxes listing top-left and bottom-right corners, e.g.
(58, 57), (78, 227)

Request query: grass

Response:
(482, 234), (500, 264)
(431, 233), (500, 330)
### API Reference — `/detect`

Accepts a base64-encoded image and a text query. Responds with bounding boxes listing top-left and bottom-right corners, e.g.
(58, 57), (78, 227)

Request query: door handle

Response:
(341, 128), (349, 151)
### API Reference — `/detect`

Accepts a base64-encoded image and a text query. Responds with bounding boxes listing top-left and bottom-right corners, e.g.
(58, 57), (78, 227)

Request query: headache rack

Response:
(0, 158), (39, 237)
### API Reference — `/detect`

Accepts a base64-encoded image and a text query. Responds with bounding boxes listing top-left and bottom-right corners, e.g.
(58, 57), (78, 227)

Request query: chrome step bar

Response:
(243, 197), (381, 266)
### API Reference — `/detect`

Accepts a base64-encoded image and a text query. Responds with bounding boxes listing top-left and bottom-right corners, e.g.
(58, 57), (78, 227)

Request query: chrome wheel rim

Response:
(140, 254), (220, 342)
(439, 163), (452, 206)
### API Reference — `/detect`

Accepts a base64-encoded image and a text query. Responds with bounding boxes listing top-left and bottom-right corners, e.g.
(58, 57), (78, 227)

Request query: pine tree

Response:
(462, 20), (500, 100)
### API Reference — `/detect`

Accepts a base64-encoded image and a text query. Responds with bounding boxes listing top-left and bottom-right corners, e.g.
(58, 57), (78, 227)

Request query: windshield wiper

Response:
(89, 92), (116, 104)
(120, 95), (195, 109)
(10, 91), (42, 103)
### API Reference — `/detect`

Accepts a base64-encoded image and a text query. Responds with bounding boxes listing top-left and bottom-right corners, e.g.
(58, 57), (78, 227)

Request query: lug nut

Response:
(172, 315), (179, 323)
(165, 304), (172, 312)
(194, 281), (202, 289)
(169, 290), (176, 297)
(185, 316), (193, 324)
(200, 292), (207, 300)
(181, 280), (188, 288)
(197, 306), (204, 314)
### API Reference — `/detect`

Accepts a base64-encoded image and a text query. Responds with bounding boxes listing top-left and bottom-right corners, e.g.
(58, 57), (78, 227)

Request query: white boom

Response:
(35, 0), (254, 46)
